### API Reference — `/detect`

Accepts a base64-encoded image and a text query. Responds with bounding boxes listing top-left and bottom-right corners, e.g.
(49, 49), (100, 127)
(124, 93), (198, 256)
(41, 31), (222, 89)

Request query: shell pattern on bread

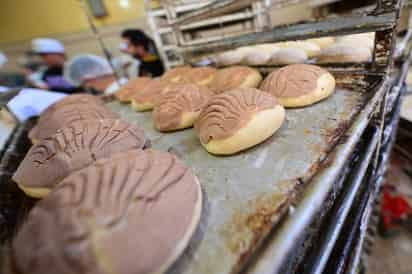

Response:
(115, 77), (152, 103)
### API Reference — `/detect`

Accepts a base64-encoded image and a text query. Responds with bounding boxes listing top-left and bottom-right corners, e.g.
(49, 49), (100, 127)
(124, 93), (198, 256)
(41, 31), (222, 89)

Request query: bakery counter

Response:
(105, 73), (391, 274)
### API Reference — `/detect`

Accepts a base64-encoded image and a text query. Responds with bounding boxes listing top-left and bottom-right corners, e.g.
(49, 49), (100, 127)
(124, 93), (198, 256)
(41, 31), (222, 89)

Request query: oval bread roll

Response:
(242, 48), (273, 65)
(215, 47), (252, 66)
(306, 37), (336, 49)
(12, 150), (202, 274)
(153, 83), (213, 132)
(195, 88), (285, 155)
(115, 77), (152, 103)
(130, 78), (171, 111)
(268, 48), (308, 65)
(14, 119), (148, 198)
(274, 41), (321, 57)
(316, 43), (372, 63)
(260, 64), (335, 107)
(210, 66), (262, 94)
(336, 33), (375, 50)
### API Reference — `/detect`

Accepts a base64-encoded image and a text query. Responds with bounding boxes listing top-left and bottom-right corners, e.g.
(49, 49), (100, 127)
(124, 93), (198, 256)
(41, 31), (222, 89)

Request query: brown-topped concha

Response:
(161, 65), (192, 83)
(12, 149), (202, 274)
(14, 119), (148, 198)
(185, 66), (217, 86)
(115, 77), (152, 103)
(210, 66), (262, 94)
(29, 103), (118, 142)
(130, 78), (171, 112)
(260, 64), (336, 107)
(194, 88), (285, 155)
(153, 83), (213, 132)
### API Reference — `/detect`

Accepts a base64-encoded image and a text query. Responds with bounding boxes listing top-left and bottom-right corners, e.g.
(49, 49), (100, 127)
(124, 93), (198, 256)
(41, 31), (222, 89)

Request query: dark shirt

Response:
(137, 55), (165, 77)
(42, 66), (76, 93)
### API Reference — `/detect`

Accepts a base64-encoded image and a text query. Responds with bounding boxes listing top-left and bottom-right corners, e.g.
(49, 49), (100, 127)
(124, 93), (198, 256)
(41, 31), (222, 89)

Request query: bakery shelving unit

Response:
(0, 1), (410, 274)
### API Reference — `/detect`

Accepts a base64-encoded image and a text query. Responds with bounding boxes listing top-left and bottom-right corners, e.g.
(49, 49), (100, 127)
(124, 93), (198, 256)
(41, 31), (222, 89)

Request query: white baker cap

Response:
(64, 54), (114, 86)
(32, 38), (65, 54)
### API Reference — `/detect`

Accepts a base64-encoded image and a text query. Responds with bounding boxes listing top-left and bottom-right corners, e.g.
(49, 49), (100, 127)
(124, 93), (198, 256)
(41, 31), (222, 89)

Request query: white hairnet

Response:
(64, 54), (114, 86)
(32, 38), (65, 54)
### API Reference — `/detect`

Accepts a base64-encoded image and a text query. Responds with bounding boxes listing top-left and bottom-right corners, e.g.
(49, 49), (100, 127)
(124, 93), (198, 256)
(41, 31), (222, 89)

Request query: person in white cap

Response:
(30, 38), (75, 93)
(64, 54), (127, 95)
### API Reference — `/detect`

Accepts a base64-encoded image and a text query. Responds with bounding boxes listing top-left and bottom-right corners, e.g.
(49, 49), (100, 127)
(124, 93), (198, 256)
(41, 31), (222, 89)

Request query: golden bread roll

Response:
(215, 47), (252, 66)
(185, 66), (217, 86)
(260, 64), (336, 107)
(242, 48), (273, 65)
(153, 83), (213, 132)
(316, 43), (372, 63)
(12, 149), (202, 274)
(253, 44), (281, 55)
(114, 77), (152, 103)
(161, 65), (192, 83)
(274, 41), (321, 57)
(306, 37), (336, 49)
(268, 48), (308, 65)
(336, 33), (375, 50)
(211, 66), (262, 94)
(130, 78), (171, 111)
(14, 119), (147, 198)
(29, 103), (118, 143)
(195, 88), (285, 155)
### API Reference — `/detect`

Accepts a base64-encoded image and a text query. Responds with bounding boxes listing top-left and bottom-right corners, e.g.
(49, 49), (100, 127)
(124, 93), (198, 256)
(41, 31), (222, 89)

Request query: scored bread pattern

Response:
(14, 119), (147, 188)
(211, 66), (259, 93)
(13, 150), (199, 274)
(260, 64), (327, 97)
(153, 84), (212, 130)
(195, 88), (279, 144)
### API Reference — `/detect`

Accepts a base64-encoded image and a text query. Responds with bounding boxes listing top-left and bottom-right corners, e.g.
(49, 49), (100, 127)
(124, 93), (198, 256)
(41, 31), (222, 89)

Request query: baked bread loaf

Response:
(14, 119), (147, 198)
(242, 47), (273, 65)
(153, 83), (213, 132)
(185, 66), (217, 86)
(260, 64), (336, 107)
(269, 48), (308, 65)
(306, 37), (336, 49)
(215, 47), (252, 66)
(195, 88), (285, 155)
(161, 65), (192, 83)
(12, 149), (202, 274)
(316, 43), (372, 63)
(130, 78), (171, 111)
(115, 77), (152, 103)
(211, 66), (262, 94)
(336, 33), (375, 50)
(274, 41), (321, 57)
(29, 103), (118, 142)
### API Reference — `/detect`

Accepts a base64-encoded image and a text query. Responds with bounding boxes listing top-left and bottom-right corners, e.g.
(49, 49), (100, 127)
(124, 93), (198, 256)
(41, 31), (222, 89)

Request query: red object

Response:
(381, 186), (412, 230)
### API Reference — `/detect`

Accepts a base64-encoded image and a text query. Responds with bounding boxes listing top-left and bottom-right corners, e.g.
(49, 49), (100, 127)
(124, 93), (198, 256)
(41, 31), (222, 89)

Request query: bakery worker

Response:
(120, 29), (165, 77)
(64, 54), (127, 95)
(30, 38), (76, 93)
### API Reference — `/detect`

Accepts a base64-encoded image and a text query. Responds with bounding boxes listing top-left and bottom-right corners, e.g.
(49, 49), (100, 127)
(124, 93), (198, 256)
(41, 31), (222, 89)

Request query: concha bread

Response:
(260, 64), (336, 108)
(115, 77), (152, 103)
(268, 48), (308, 65)
(316, 43), (372, 63)
(161, 65), (192, 83)
(210, 66), (262, 94)
(153, 83), (213, 132)
(185, 66), (217, 86)
(12, 149), (202, 274)
(14, 119), (148, 198)
(194, 88), (285, 155)
(130, 78), (171, 111)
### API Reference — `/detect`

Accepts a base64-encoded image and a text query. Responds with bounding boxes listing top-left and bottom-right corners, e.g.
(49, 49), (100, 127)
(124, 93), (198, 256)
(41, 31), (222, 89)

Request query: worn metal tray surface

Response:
(106, 81), (372, 274)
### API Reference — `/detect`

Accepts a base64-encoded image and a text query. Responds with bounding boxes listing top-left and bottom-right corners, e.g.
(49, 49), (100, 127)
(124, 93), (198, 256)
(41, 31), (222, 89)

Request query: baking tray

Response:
(104, 74), (387, 274)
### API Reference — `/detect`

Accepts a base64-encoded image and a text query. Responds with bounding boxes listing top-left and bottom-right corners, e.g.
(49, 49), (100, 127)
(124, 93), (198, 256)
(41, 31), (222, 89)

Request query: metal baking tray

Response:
(105, 73), (390, 274)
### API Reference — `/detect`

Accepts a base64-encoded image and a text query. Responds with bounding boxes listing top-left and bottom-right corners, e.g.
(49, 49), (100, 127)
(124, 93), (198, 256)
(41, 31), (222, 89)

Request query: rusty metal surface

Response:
(106, 82), (372, 274)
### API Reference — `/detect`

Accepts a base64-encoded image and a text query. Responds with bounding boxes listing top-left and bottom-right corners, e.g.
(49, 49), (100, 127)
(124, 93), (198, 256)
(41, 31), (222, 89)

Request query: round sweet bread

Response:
(14, 119), (148, 198)
(12, 149), (202, 274)
(195, 88), (285, 155)
(115, 77), (152, 103)
(260, 64), (336, 108)
(210, 66), (262, 94)
(130, 78), (171, 111)
(316, 43), (372, 63)
(268, 48), (308, 65)
(185, 66), (217, 86)
(153, 83), (213, 132)
(161, 65), (192, 83)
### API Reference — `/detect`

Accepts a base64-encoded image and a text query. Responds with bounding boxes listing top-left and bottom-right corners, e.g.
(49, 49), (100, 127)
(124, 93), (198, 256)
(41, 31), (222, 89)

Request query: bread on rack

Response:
(14, 119), (148, 198)
(316, 43), (372, 63)
(210, 66), (262, 93)
(274, 41), (321, 58)
(195, 88), (285, 155)
(12, 149), (202, 274)
(214, 47), (253, 66)
(306, 37), (336, 49)
(29, 103), (118, 143)
(268, 48), (308, 65)
(185, 66), (217, 86)
(260, 64), (336, 107)
(114, 77), (152, 103)
(161, 65), (192, 83)
(336, 33), (375, 50)
(153, 83), (213, 132)
(130, 78), (171, 111)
